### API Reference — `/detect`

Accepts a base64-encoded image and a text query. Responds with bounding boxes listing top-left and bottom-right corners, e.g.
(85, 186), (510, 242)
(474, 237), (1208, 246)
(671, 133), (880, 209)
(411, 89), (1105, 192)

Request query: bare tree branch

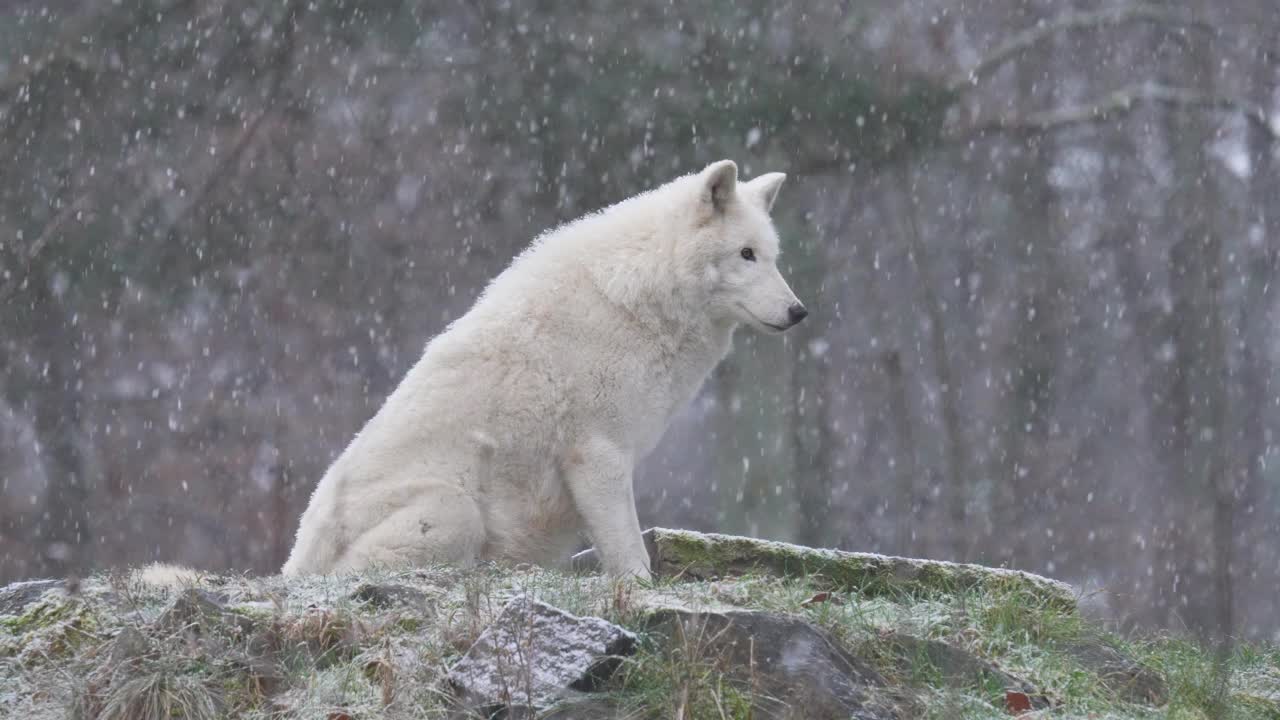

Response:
(159, 0), (306, 239)
(789, 7), (1227, 179)
(0, 0), (200, 100)
(956, 82), (1279, 140)
(948, 4), (1214, 93)
(0, 0), (299, 301)
(0, 193), (92, 303)
(895, 157), (973, 560)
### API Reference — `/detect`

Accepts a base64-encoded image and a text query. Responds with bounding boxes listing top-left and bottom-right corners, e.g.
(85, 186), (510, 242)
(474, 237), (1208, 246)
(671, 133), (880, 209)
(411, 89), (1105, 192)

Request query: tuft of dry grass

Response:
(92, 671), (222, 720)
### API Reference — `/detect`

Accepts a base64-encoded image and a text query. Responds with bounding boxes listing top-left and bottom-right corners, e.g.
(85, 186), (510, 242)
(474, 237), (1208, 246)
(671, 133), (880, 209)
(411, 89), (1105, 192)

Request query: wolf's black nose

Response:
(788, 303), (809, 325)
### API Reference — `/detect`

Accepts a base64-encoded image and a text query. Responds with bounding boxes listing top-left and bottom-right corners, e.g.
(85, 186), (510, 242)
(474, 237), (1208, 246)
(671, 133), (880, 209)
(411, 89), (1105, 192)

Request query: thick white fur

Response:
(282, 160), (804, 579)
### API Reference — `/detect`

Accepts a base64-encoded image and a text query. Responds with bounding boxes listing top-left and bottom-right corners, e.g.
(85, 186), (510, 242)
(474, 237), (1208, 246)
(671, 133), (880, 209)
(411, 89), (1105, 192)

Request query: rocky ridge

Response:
(2, 528), (1275, 719)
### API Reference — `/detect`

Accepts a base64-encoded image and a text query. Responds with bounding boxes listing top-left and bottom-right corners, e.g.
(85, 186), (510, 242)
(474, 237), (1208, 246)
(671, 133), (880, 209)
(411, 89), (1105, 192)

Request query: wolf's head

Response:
(681, 160), (807, 333)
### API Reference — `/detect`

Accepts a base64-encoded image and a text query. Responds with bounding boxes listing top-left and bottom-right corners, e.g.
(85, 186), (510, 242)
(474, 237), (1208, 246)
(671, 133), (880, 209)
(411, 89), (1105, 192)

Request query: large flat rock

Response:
(573, 528), (1076, 611)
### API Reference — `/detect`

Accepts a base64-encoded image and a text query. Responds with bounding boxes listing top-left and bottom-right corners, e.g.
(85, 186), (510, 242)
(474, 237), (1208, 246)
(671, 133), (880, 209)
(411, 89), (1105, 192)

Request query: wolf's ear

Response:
(701, 160), (738, 213)
(744, 172), (786, 213)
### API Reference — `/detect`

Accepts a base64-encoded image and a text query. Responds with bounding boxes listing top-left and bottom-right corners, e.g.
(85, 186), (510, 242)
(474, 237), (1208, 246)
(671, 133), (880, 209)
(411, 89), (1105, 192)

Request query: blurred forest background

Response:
(2, 0), (1278, 643)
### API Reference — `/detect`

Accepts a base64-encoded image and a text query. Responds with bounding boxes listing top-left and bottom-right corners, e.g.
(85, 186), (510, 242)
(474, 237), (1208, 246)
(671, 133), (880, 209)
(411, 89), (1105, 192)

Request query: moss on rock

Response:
(1, 592), (99, 662)
(649, 528), (1077, 612)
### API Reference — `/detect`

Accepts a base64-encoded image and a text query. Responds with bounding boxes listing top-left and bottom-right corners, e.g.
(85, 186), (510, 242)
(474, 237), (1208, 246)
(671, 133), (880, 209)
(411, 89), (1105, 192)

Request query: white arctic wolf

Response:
(282, 160), (807, 579)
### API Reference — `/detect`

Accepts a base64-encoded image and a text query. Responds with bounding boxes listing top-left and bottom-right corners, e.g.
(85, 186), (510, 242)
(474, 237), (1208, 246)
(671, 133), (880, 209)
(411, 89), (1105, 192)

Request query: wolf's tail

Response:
(133, 562), (204, 588)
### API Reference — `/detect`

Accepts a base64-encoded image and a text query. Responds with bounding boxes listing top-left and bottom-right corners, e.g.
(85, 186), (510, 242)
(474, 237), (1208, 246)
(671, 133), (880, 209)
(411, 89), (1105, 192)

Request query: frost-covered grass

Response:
(608, 571), (1278, 719)
(1, 549), (1277, 719)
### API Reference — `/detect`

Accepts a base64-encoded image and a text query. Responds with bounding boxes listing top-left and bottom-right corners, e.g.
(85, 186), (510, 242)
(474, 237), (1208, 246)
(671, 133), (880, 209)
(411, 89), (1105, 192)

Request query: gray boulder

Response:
(645, 607), (902, 720)
(447, 595), (637, 714)
(881, 632), (1049, 709)
(1065, 639), (1166, 704)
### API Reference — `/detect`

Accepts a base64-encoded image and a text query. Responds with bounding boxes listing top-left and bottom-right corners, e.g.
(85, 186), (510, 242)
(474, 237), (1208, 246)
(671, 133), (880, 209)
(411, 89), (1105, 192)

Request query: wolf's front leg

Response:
(564, 437), (651, 579)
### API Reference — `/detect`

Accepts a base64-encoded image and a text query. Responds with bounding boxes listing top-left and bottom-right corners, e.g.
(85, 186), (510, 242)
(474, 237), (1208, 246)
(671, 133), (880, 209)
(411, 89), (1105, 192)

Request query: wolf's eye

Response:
(740, 247), (756, 262)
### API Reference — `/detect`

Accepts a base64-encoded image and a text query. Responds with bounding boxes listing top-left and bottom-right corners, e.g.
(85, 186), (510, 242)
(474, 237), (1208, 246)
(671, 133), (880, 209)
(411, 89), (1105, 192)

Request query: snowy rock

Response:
(446, 595), (637, 712)
(1065, 639), (1166, 704)
(0, 579), (64, 616)
(645, 607), (899, 720)
(154, 588), (256, 642)
(105, 625), (151, 668)
(350, 582), (432, 613)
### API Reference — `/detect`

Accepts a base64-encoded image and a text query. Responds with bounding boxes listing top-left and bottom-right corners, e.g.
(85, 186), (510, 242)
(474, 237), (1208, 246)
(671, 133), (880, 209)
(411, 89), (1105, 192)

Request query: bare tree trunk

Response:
(1139, 8), (1219, 634)
(1226, 23), (1280, 650)
(1204, 209), (1231, 710)
(793, 340), (834, 548)
(882, 351), (919, 554)
(27, 271), (91, 578)
(1158, 2), (1227, 638)
(788, 184), (839, 548)
(855, 183), (922, 555)
(897, 159), (972, 561)
(994, 5), (1069, 568)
